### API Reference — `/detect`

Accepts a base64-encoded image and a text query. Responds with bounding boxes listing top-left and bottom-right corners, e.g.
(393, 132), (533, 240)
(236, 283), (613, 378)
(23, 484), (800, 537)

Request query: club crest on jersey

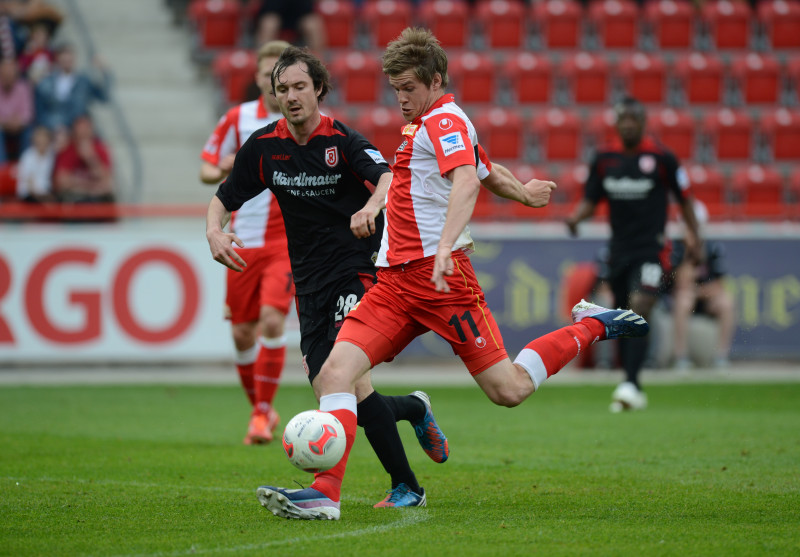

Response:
(325, 147), (338, 167)
(438, 118), (454, 130)
(439, 132), (466, 156)
(402, 124), (418, 136)
(638, 154), (656, 174)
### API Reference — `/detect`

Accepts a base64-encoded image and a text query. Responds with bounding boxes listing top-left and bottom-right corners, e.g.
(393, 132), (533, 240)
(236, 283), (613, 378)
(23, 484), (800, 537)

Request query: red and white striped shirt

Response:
(201, 97), (286, 250)
(378, 94), (491, 267)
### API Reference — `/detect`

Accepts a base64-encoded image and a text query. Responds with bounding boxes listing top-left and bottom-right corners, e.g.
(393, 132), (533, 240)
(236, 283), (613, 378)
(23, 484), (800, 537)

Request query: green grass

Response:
(1, 382), (799, 556)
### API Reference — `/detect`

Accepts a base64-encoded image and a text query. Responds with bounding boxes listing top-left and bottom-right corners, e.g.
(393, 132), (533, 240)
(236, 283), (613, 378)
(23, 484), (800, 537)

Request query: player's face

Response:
(256, 55), (280, 112)
(389, 70), (443, 122)
(273, 62), (321, 127)
(616, 111), (645, 149)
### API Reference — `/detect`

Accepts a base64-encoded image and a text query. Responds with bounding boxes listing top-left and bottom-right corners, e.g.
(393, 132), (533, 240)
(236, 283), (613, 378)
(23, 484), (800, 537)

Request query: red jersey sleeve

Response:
(200, 107), (239, 166)
(424, 113), (476, 177)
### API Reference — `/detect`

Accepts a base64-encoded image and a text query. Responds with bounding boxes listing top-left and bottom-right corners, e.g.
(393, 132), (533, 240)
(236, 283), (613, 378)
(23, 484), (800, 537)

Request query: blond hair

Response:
(257, 40), (291, 63)
(382, 27), (449, 88)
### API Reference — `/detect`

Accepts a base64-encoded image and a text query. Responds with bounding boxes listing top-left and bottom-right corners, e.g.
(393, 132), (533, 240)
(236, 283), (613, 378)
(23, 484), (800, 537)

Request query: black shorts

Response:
(256, 0), (314, 31)
(297, 271), (377, 384)
(607, 254), (665, 309)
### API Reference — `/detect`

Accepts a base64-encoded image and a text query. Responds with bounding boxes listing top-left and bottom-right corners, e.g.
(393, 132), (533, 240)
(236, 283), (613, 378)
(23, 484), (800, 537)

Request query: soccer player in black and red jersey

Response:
(567, 96), (702, 411)
(206, 46), (447, 517)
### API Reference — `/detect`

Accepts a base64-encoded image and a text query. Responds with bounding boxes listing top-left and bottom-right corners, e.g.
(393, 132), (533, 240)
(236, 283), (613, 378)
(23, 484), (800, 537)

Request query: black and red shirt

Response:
(584, 136), (691, 261)
(216, 115), (390, 294)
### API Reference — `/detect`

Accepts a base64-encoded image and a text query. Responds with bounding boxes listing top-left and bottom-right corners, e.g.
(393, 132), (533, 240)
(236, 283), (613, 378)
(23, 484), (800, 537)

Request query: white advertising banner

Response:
(0, 221), (299, 363)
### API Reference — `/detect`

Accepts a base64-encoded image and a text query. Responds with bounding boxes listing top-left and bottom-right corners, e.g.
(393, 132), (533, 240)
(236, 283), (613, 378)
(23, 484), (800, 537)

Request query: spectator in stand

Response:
(0, 57), (33, 162)
(52, 114), (114, 203)
(18, 22), (54, 83)
(34, 41), (111, 133)
(16, 124), (55, 202)
(252, 0), (325, 52)
(0, 0), (27, 60)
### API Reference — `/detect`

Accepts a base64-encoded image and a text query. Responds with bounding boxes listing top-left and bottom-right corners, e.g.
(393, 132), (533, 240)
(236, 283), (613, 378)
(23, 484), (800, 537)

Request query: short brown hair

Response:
(382, 27), (449, 88)
(257, 40), (291, 63)
(271, 46), (331, 103)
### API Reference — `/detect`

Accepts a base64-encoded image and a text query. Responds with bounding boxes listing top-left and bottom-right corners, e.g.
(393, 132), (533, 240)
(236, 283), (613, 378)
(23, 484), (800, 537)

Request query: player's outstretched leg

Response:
(256, 486), (340, 520)
(409, 391), (449, 464)
(571, 299), (649, 339)
(374, 483), (427, 508)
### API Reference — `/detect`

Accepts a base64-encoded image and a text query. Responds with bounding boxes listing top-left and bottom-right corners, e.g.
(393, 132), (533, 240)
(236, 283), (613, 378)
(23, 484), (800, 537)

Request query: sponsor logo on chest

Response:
(603, 176), (654, 200)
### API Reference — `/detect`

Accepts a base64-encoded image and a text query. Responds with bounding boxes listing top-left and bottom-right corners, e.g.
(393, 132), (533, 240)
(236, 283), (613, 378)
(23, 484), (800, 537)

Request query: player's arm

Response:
(678, 194), (702, 262)
(432, 164), (481, 293)
(351, 170), (391, 239)
(566, 198), (597, 237)
(206, 195), (246, 272)
(566, 157), (602, 237)
(199, 155), (237, 184)
(481, 162), (556, 208)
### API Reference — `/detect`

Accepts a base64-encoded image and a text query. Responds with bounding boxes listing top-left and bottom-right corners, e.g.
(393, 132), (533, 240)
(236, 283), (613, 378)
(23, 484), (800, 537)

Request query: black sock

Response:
(357, 391), (421, 493)
(621, 337), (649, 389)
(381, 394), (426, 423)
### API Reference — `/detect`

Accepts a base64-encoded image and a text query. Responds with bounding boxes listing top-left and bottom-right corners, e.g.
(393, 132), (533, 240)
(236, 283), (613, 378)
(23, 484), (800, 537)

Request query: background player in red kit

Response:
(254, 28), (650, 521)
(207, 46), (448, 516)
(567, 96), (702, 411)
(200, 40), (293, 445)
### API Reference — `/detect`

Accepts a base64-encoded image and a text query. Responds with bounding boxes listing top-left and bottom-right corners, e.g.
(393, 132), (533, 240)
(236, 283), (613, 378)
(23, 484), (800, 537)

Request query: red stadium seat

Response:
(417, 0), (470, 48)
(731, 165), (786, 220)
(760, 108), (800, 161)
(561, 52), (611, 104)
(703, 108), (753, 161)
(648, 108), (696, 162)
(531, 0), (583, 49)
(644, 0), (696, 49)
(532, 108), (582, 161)
(730, 53), (781, 105)
(316, 0), (356, 48)
(685, 165), (728, 219)
(503, 52), (553, 104)
(585, 107), (617, 151)
(473, 107), (525, 160)
(588, 0), (640, 49)
(617, 52), (668, 104)
(448, 51), (496, 104)
(361, 0), (413, 48)
(0, 162), (18, 199)
(329, 51), (383, 103)
(789, 168), (800, 219)
(701, 0), (752, 49)
(212, 49), (257, 104)
(758, 0), (800, 48)
(555, 163), (589, 210)
(188, 0), (242, 49)
(475, 0), (527, 48)
(673, 53), (725, 104)
(354, 106), (406, 163)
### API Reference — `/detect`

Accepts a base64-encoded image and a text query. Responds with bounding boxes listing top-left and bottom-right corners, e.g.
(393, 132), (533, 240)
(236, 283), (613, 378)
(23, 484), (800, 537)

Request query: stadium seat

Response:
(361, 0), (413, 48)
(212, 49), (257, 105)
(417, 0), (471, 48)
(585, 108), (617, 151)
(758, 0), (800, 49)
(643, 0), (696, 49)
(354, 106), (406, 163)
(701, 0), (753, 49)
(448, 51), (496, 104)
(648, 108), (696, 162)
(532, 108), (582, 161)
(316, 0), (356, 48)
(561, 52), (611, 104)
(703, 108), (754, 161)
(673, 52), (725, 104)
(789, 168), (800, 219)
(530, 0), (583, 49)
(475, 0), (527, 49)
(730, 53), (781, 105)
(473, 107), (525, 160)
(617, 52), (668, 104)
(731, 164), (786, 220)
(760, 108), (800, 161)
(588, 0), (640, 49)
(0, 162), (17, 199)
(554, 163), (589, 211)
(329, 51), (384, 103)
(188, 0), (242, 49)
(685, 165), (728, 219)
(503, 52), (553, 104)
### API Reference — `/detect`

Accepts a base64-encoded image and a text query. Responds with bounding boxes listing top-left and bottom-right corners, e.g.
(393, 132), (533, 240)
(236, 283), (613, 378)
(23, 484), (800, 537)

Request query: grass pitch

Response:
(1, 380), (798, 556)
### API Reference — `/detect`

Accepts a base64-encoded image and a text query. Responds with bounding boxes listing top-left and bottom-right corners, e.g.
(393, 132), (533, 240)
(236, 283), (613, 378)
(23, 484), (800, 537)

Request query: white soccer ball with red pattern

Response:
(282, 410), (346, 473)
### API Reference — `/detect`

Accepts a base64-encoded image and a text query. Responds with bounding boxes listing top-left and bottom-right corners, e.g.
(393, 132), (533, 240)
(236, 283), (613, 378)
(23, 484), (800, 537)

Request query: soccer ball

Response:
(282, 410), (346, 473)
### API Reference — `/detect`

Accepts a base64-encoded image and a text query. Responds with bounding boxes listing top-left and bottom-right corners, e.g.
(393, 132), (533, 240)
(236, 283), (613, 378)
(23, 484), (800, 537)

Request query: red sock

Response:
(521, 319), (605, 380)
(235, 362), (256, 406)
(254, 338), (286, 414)
(310, 408), (357, 502)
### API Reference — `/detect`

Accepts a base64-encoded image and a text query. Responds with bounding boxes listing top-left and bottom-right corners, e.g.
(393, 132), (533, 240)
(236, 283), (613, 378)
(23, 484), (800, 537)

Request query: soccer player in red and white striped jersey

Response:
(200, 41), (294, 445)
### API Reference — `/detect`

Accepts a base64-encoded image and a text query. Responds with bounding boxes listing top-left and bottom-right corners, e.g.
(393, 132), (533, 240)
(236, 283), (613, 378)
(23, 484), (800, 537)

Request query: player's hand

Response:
(522, 179), (557, 208)
(350, 206), (379, 238)
(207, 229), (246, 272)
(431, 246), (454, 293)
(219, 153), (236, 174)
(566, 217), (579, 237)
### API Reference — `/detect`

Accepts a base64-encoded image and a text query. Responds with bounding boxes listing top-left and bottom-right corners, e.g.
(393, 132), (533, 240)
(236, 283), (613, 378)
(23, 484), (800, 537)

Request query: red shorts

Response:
(336, 250), (508, 375)
(225, 247), (294, 324)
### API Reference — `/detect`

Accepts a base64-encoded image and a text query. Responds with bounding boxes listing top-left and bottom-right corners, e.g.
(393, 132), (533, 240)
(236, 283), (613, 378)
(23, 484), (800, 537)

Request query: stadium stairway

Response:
(52, 0), (219, 204)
